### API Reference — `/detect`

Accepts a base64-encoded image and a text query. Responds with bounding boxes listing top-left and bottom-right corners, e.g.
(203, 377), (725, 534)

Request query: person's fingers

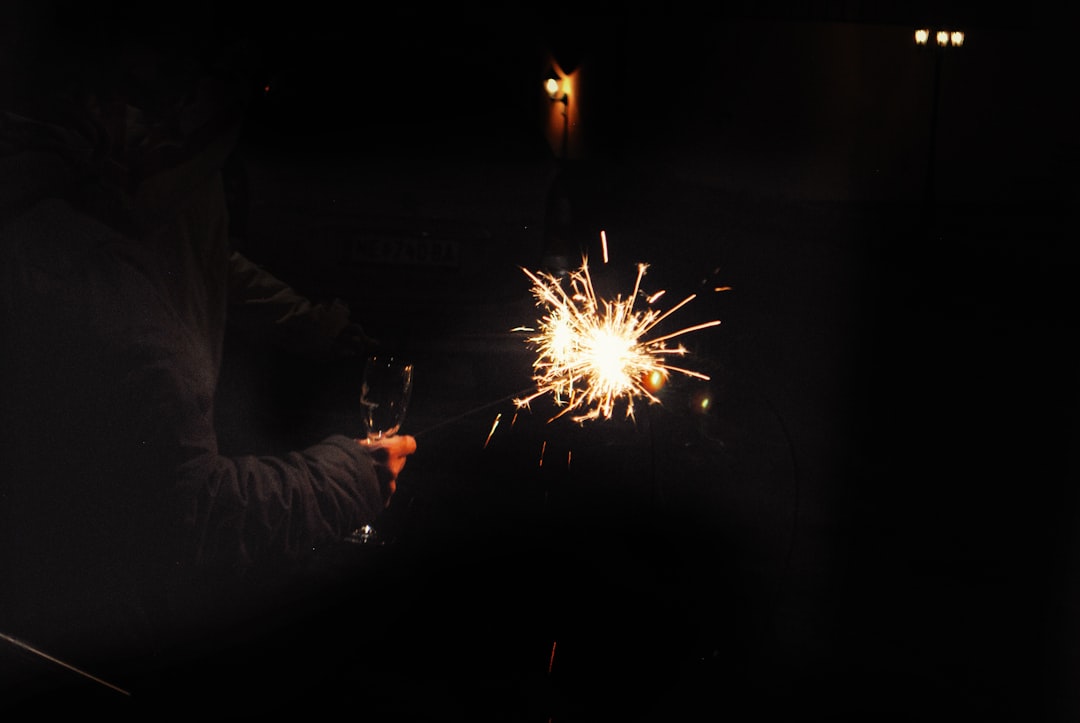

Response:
(357, 438), (388, 462)
(359, 434), (415, 497)
(359, 434), (416, 451)
(393, 434), (417, 456)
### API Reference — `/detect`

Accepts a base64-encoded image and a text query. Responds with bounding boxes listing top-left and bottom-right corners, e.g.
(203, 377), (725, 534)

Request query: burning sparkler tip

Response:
(518, 250), (720, 424)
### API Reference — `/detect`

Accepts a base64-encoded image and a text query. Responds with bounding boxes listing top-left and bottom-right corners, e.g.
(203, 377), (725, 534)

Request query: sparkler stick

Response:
(411, 386), (535, 439)
(0, 630), (131, 697)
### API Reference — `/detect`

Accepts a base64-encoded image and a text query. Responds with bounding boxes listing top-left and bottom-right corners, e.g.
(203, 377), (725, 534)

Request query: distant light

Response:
(690, 388), (712, 415)
(915, 27), (965, 49)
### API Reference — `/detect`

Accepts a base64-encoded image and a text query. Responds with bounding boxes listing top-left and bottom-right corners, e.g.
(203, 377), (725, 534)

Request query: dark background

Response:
(4, 2), (1079, 720)
(226, 6), (1080, 719)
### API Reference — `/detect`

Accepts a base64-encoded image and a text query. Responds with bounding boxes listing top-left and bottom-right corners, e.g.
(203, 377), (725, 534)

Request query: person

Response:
(0, 2), (417, 704)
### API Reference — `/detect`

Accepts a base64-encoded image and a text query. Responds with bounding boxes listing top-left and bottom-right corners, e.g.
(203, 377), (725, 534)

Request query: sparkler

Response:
(514, 255), (722, 424)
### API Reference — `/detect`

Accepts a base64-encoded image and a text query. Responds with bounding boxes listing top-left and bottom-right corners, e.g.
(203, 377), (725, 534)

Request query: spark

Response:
(600, 229), (609, 263)
(514, 255), (721, 424)
(484, 413), (501, 448)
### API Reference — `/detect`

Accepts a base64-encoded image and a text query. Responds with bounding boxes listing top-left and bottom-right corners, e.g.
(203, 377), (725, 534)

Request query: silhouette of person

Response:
(0, 1), (416, 700)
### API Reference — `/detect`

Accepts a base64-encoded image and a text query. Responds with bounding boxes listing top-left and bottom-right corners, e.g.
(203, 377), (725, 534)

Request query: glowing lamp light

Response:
(544, 72), (567, 104)
(690, 389), (712, 415)
(914, 27), (965, 48)
(544, 67), (571, 161)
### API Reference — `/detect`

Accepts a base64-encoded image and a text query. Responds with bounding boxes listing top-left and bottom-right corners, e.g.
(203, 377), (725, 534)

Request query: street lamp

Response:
(540, 67), (575, 274)
(545, 75), (568, 105)
(914, 27), (965, 47)
(914, 26), (965, 227)
(544, 68), (569, 161)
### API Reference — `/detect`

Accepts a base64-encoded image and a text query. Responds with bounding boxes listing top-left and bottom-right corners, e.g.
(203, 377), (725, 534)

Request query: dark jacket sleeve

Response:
(115, 256), (385, 573)
(225, 249), (352, 359)
(1, 198), (388, 665)
(5, 198), (384, 575)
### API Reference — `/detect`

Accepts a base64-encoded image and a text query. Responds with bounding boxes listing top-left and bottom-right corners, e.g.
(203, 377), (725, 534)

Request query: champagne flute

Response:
(346, 354), (413, 545)
(360, 353), (414, 442)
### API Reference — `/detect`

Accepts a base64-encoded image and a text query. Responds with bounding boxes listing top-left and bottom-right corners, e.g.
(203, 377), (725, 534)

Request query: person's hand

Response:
(333, 322), (380, 359)
(359, 434), (417, 507)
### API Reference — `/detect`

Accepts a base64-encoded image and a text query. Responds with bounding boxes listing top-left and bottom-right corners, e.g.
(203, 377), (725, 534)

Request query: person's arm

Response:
(100, 248), (402, 573)
(135, 329), (387, 570)
(1, 207), (412, 660)
(225, 250), (373, 360)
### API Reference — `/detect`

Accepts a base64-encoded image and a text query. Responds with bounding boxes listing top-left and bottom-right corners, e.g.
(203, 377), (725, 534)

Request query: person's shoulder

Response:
(0, 196), (128, 276)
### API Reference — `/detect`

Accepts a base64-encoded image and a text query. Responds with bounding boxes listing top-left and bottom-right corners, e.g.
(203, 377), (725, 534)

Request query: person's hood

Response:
(0, 72), (245, 234)
(0, 110), (98, 223)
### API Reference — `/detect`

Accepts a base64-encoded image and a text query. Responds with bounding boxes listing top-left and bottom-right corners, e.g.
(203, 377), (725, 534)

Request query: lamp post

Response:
(915, 27), (965, 228)
(541, 68), (574, 275)
(545, 71), (569, 162)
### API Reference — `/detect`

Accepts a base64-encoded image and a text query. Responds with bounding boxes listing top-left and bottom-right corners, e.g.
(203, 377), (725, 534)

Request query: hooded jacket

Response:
(0, 41), (386, 687)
